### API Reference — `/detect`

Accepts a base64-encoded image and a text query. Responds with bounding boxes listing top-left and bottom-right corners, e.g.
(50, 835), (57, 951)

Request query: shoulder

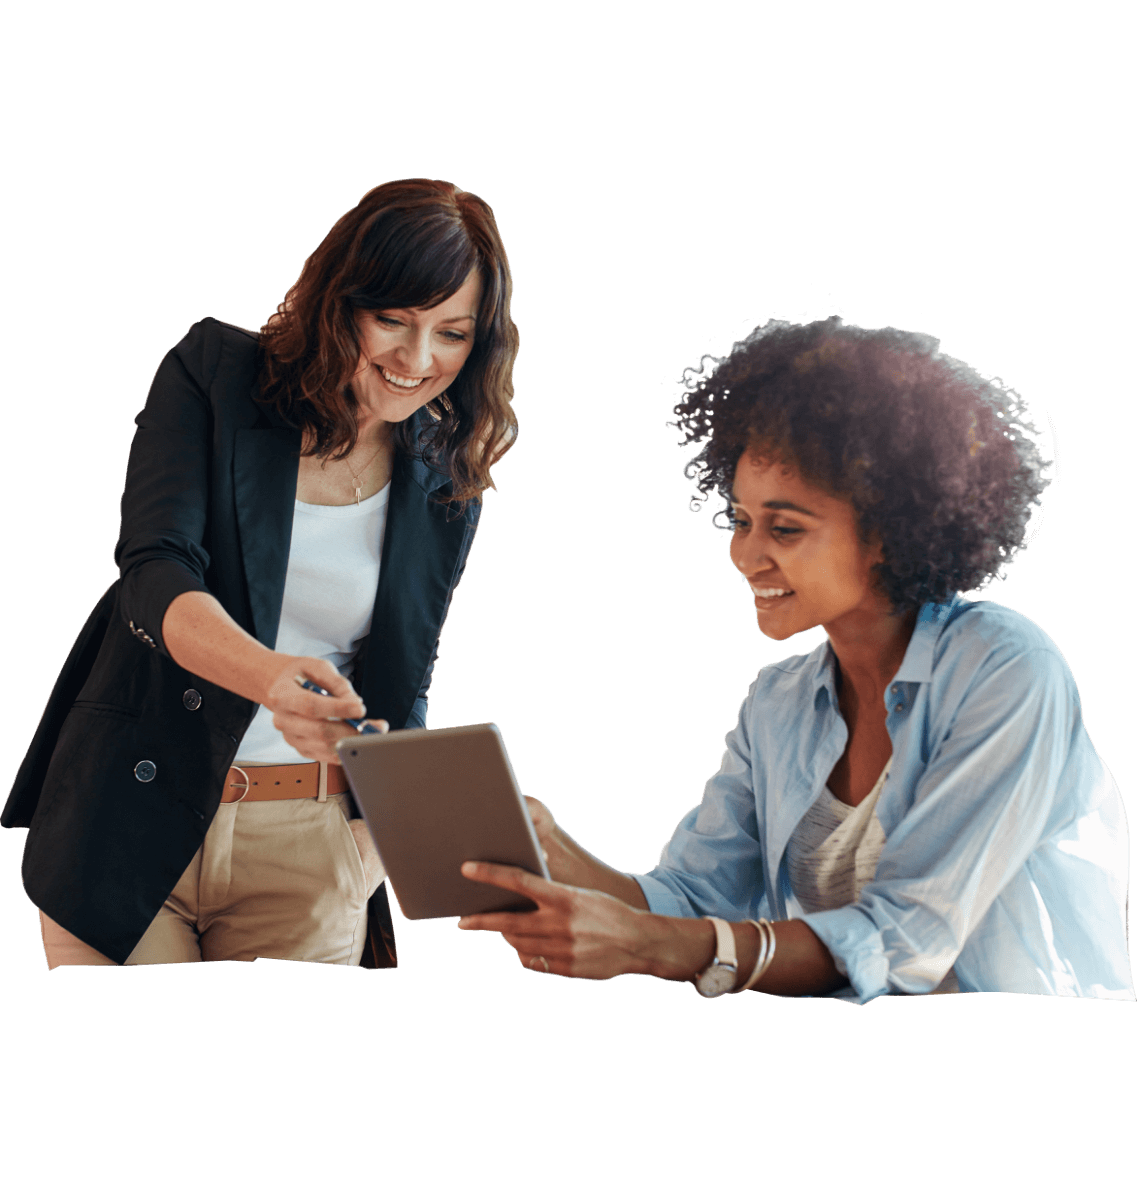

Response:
(740, 640), (832, 722)
(169, 317), (261, 391)
(934, 598), (1070, 679)
(926, 598), (1078, 722)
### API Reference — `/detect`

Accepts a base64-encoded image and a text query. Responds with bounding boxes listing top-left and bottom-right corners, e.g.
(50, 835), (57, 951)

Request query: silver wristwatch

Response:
(693, 917), (738, 998)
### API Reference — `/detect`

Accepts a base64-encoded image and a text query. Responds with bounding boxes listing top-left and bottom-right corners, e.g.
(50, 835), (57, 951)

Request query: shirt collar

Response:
(808, 593), (962, 692)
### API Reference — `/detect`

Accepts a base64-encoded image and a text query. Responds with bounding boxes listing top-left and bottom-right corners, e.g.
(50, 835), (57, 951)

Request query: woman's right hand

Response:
(262, 655), (388, 764)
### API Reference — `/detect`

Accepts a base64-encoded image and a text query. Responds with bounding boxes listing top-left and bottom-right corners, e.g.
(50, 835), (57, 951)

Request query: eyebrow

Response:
(375, 310), (477, 324)
(730, 499), (820, 517)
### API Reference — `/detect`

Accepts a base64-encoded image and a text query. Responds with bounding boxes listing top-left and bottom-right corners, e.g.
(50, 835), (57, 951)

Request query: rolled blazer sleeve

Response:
(804, 646), (1078, 1001)
(633, 697), (768, 922)
(114, 330), (217, 659)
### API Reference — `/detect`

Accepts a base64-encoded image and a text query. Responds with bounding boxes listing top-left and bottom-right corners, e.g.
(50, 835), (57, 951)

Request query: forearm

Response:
(543, 835), (846, 993)
(544, 826), (648, 909)
(637, 915), (846, 995)
(162, 590), (287, 704)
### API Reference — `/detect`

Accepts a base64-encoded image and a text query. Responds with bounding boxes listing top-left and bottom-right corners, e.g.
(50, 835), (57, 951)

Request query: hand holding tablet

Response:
(336, 724), (550, 919)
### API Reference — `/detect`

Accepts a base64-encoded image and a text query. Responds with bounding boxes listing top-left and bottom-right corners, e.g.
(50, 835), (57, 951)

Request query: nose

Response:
(398, 330), (433, 376)
(731, 528), (775, 578)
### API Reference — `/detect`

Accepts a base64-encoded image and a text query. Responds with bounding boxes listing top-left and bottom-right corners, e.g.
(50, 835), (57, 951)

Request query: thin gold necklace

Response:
(312, 428), (388, 506)
(343, 443), (384, 505)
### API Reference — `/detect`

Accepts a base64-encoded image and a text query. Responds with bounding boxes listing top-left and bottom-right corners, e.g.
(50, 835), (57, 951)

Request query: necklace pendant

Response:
(353, 477), (363, 505)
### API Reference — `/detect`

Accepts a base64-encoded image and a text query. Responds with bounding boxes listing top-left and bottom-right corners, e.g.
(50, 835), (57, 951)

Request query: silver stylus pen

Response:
(295, 677), (381, 734)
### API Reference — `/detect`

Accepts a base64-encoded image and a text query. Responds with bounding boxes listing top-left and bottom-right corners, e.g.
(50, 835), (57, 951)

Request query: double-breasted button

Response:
(134, 760), (157, 782)
(183, 688), (202, 711)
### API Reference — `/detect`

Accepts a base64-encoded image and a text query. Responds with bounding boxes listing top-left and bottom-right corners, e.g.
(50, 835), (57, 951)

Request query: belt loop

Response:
(317, 762), (328, 803)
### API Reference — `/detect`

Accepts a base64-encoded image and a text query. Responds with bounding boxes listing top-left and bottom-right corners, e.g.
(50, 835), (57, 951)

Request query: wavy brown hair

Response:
(674, 318), (1050, 612)
(258, 179), (519, 503)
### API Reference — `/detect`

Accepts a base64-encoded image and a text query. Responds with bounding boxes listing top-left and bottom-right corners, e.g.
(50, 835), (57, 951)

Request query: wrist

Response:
(637, 915), (716, 982)
(255, 651), (297, 706)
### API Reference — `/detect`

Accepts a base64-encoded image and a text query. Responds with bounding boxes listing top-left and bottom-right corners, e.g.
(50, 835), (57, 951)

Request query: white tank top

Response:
(787, 757), (959, 994)
(235, 484), (391, 764)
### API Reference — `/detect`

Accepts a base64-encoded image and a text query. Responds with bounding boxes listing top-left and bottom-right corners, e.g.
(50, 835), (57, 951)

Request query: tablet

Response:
(336, 723), (550, 920)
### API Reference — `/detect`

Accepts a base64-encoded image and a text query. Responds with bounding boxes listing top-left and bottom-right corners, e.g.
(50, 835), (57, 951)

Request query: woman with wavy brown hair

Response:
(4, 178), (518, 969)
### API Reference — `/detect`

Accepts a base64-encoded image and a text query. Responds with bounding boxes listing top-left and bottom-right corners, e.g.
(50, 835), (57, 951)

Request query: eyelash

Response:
(731, 517), (801, 539)
(374, 316), (468, 343)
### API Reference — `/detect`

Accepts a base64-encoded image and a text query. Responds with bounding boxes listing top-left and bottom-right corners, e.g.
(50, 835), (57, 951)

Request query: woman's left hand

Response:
(458, 860), (664, 979)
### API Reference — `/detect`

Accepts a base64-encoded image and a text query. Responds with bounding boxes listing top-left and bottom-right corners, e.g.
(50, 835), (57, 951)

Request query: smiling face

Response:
(350, 269), (482, 423)
(729, 448), (890, 643)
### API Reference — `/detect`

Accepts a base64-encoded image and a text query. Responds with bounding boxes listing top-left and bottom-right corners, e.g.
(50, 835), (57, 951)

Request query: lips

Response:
(752, 588), (794, 608)
(377, 365), (427, 391)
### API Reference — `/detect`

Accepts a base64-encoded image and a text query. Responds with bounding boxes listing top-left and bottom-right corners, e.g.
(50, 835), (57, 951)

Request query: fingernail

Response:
(457, 918), (468, 929)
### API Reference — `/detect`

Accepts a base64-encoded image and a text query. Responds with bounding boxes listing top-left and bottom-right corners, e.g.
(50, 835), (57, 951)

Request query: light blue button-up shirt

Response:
(633, 596), (1133, 1002)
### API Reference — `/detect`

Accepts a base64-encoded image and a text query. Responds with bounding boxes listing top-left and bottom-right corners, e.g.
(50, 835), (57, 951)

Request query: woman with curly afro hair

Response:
(460, 317), (1133, 1002)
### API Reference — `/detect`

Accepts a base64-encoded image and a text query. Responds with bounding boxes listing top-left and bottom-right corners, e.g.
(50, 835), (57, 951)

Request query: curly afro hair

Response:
(673, 317), (1050, 612)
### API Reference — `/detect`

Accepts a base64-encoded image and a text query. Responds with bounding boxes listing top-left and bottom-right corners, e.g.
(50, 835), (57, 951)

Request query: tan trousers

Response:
(41, 792), (382, 968)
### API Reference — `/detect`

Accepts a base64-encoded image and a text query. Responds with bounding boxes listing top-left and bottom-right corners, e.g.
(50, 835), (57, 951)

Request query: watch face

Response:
(695, 963), (736, 998)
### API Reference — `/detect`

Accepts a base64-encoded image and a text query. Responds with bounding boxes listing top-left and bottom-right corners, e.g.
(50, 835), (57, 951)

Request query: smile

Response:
(753, 588), (794, 609)
(379, 366), (426, 390)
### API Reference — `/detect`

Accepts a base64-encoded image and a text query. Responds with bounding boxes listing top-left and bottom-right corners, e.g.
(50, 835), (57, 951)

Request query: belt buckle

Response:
(226, 766), (251, 804)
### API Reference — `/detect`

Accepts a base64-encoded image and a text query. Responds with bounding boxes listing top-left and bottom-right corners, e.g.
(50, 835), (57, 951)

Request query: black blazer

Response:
(2, 319), (479, 966)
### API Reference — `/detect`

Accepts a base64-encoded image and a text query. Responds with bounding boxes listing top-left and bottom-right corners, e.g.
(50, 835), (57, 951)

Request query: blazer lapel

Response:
(360, 444), (470, 728)
(233, 426), (301, 648)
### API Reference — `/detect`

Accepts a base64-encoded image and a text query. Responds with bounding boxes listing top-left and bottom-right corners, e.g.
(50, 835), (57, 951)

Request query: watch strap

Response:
(708, 916), (737, 972)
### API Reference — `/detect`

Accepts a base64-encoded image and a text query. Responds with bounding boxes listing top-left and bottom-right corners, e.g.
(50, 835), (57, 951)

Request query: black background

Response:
(6, 169), (1127, 1008)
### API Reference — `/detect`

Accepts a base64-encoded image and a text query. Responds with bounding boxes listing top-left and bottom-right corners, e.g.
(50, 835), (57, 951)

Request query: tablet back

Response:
(337, 723), (549, 920)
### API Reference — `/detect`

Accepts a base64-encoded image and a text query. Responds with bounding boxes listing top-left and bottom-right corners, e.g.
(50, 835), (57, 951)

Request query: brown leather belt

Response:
(222, 762), (348, 804)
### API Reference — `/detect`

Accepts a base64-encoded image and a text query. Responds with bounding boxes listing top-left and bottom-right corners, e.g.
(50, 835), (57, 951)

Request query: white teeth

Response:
(380, 366), (425, 389)
(754, 588), (792, 598)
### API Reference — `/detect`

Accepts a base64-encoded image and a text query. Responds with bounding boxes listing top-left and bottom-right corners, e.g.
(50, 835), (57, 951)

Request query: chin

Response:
(756, 613), (810, 643)
(382, 401), (428, 424)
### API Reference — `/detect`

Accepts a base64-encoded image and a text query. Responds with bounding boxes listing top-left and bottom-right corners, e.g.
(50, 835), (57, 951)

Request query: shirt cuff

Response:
(631, 873), (698, 918)
(801, 906), (891, 1004)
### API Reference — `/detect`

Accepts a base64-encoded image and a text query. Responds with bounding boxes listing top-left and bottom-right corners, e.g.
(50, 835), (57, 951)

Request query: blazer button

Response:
(183, 688), (202, 711)
(134, 760), (157, 782)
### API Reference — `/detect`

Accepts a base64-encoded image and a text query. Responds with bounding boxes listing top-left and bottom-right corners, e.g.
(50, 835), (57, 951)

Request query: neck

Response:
(354, 413), (395, 452)
(304, 415), (394, 457)
(826, 601), (917, 708)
